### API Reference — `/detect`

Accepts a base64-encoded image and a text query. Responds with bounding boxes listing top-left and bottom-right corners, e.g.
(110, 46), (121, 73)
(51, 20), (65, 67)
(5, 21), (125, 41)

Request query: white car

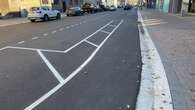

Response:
(28, 6), (61, 22)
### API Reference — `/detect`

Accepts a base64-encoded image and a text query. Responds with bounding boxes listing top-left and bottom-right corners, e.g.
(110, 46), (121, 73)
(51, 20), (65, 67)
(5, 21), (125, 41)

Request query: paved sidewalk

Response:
(140, 9), (195, 110)
(0, 14), (66, 27)
(0, 18), (29, 27)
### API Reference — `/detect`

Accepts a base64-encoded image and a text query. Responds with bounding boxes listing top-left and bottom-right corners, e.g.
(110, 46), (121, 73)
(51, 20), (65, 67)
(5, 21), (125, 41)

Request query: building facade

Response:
(0, 0), (53, 17)
(155, 0), (195, 13)
(0, 0), (85, 17)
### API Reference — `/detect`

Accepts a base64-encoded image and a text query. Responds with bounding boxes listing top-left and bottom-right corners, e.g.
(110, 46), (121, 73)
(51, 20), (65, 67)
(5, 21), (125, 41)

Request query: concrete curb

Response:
(136, 10), (173, 110)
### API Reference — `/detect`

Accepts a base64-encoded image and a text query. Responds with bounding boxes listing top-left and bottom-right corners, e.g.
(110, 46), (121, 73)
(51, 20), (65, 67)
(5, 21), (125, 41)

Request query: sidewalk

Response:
(140, 9), (195, 110)
(0, 17), (29, 27)
(0, 14), (66, 27)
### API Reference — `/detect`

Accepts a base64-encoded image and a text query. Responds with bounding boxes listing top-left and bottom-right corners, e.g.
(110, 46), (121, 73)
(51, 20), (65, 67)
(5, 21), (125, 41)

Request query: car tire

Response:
(30, 19), (36, 22)
(43, 15), (49, 21)
(56, 13), (61, 19)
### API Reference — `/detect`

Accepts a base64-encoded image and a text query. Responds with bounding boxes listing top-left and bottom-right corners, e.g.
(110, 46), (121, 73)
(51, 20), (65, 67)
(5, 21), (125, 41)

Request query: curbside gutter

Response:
(136, 10), (173, 110)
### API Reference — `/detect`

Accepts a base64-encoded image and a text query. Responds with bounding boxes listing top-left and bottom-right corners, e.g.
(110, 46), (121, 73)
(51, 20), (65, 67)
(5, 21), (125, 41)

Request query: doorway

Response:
(62, 1), (67, 12)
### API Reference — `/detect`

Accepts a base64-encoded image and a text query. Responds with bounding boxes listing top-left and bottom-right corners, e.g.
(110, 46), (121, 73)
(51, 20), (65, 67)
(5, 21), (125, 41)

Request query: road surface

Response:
(0, 9), (141, 110)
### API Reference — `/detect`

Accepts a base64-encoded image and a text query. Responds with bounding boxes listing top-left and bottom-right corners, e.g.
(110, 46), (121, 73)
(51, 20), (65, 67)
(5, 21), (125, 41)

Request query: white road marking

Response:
(136, 10), (173, 110)
(32, 37), (39, 40)
(59, 28), (64, 31)
(37, 49), (64, 83)
(0, 46), (9, 51)
(66, 26), (70, 29)
(70, 25), (74, 27)
(64, 20), (113, 53)
(100, 30), (110, 34)
(108, 24), (117, 27)
(51, 30), (57, 34)
(79, 22), (82, 25)
(17, 41), (25, 44)
(7, 46), (66, 53)
(43, 33), (48, 36)
(84, 40), (98, 47)
(24, 19), (123, 110)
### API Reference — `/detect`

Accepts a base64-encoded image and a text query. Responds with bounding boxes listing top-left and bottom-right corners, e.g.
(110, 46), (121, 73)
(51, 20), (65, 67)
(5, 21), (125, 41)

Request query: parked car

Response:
(124, 5), (133, 10)
(67, 7), (84, 16)
(82, 3), (95, 13)
(94, 6), (103, 13)
(109, 5), (117, 11)
(28, 6), (61, 22)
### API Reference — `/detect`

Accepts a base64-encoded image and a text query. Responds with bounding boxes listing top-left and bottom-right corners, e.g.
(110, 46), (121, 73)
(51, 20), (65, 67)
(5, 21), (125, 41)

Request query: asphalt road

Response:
(0, 8), (141, 110)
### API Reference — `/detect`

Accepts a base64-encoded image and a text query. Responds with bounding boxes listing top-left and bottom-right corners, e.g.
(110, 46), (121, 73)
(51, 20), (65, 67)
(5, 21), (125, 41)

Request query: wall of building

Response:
(128, 0), (138, 5)
(0, 0), (53, 17)
(163, 0), (170, 12)
(0, 0), (9, 16)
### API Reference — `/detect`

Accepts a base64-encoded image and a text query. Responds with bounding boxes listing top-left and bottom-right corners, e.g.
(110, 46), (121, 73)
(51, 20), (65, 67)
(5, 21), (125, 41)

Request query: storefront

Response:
(189, 0), (195, 12)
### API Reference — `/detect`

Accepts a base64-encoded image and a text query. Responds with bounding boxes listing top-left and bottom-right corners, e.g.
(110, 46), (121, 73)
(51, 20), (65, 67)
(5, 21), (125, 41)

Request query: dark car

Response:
(124, 5), (133, 10)
(67, 7), (84, 16)
(82, 3), (95, 13)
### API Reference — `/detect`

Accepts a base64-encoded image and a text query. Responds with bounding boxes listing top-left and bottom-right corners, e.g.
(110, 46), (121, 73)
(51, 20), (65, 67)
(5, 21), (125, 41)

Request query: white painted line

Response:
(37, 50), (64, 83)
(24, 19), (123, 110)
(0, 46), (9, 51)
(70, 25), (74, 27)
(84, 40), (98, 47)
(64, 20), (114, 53)
(66, 26), (70, 29)
(108, 24), (117, 27)
(75, 23), (79, 26)
(32, 37), (39, 40)
(136, 10), (173, 110)
(100, 30), (110, 34)
(43, 33), (48, 36)
(7, 46), (66, 53)
(59, 28), (64, 31)
(17, 41), (25, 44)
(51, 30), (57, 34)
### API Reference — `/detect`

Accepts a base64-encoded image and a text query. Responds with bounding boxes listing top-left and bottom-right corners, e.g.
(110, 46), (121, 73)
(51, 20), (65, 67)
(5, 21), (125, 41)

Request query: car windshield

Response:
(30, 7), (40, 11)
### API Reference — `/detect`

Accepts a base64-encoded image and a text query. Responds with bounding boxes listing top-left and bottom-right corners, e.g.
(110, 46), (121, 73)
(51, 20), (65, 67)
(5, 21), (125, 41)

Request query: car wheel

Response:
(56, 13), (61, 19)
(30, 19), (36, 22)
(43, 15), (49, 21)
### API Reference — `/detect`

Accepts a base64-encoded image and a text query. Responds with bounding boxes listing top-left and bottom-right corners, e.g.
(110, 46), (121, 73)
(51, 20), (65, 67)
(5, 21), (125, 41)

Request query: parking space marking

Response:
(7, 46), (66, 53)
(0, 46), (9, 51)
(43, 33), (49, 36)
(24, 19), (123, 110)
(17, 41), (25, 44)
(64, 20), (113, 53)
(99, 30), (110, 34)
(32, 37), (39, 40)
(108, 24), (117, 27)
(84, 40), (98, 47)
(59, 28), (64, 31)
(37, 50), (64, 83)
(51, 30), (57, 34)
